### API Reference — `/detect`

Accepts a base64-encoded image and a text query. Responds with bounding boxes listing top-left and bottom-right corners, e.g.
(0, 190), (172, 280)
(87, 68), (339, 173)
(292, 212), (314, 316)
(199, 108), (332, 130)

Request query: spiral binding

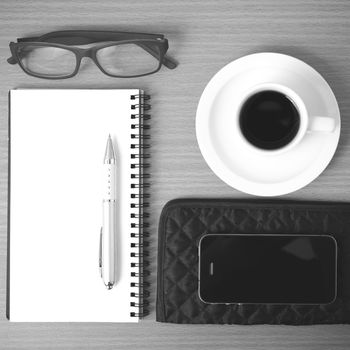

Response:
(130, 92), (151, 318)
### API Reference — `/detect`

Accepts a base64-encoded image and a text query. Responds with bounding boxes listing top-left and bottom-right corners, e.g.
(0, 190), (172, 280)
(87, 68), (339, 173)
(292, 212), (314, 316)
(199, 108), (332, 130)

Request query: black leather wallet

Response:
(156, 199), (350, 325)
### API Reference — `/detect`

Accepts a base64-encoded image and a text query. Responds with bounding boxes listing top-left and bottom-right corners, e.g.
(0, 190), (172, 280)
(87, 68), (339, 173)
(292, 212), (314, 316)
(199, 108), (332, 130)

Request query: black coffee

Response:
(239, 90), (300, 150)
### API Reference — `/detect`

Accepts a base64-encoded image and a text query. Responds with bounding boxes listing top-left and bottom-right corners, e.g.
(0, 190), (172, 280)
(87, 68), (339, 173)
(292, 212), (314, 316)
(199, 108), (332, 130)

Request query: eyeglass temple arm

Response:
(136, 43), (177, 69)
(8, 34), (178, 69)
(8, 36), (40, 64)
(7, 56), (16, 64)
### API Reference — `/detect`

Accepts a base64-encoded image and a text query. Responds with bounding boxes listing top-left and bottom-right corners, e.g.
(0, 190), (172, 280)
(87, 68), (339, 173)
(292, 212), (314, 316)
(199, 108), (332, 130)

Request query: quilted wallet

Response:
(156, 199), (350, 325)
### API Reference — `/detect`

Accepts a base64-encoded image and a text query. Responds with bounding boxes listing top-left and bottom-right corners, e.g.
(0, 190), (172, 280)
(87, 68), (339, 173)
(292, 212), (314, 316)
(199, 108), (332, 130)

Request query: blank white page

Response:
(9, 89), (140, 322)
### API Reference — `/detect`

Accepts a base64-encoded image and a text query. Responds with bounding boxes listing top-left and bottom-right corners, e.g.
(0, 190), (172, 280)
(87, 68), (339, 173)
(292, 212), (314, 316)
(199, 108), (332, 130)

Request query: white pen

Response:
(99, 135), (117, 290)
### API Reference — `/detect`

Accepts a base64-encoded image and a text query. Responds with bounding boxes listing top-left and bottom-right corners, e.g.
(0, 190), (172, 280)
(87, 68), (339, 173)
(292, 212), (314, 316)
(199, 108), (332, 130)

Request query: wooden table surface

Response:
(1, 0), (350, 349)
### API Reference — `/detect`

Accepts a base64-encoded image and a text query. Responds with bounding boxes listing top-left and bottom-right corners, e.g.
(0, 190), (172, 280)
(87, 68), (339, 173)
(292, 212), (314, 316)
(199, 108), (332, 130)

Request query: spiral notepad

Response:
(7, 89), (150, 321)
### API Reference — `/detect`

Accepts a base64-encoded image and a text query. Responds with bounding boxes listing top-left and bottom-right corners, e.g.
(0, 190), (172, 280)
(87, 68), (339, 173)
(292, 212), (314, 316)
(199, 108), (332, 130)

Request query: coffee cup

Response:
(236, 83), (335, 155)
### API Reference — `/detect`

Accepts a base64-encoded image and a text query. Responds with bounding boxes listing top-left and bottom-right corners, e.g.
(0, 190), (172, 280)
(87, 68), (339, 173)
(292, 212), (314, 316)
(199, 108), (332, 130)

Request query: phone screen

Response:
(199, 234), (337, 304)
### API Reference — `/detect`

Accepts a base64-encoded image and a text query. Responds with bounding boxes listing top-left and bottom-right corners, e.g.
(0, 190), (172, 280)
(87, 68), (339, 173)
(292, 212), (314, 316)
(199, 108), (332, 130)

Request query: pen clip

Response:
(99, 227), (103, 278)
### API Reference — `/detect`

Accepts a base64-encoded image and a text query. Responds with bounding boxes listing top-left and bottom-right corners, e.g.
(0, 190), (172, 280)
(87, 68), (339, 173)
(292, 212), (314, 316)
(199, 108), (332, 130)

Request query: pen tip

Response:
(104, 135), (116, 162)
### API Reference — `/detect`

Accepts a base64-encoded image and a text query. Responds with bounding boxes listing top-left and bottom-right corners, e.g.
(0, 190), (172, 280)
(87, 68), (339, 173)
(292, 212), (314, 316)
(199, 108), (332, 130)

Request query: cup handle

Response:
(308, 116), (335, 133)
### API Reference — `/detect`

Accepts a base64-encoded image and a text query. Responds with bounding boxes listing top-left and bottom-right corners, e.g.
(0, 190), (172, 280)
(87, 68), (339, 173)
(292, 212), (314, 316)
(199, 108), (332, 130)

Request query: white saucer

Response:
(196, 53), (341, 196)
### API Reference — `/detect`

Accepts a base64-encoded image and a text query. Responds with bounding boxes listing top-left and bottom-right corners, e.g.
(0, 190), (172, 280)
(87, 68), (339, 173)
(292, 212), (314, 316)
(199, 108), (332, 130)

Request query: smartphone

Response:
(198, 234), (337, 305)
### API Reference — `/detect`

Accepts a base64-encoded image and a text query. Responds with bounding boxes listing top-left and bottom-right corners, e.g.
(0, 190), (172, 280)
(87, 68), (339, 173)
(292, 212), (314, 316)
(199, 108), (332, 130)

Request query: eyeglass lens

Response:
(17, 45), (77, 77)
(96, 43), (161, 77)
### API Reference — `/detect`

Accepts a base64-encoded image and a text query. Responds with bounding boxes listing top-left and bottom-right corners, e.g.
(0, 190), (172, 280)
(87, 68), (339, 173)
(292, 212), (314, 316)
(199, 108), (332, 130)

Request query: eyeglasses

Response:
(8, 30), (177, 79)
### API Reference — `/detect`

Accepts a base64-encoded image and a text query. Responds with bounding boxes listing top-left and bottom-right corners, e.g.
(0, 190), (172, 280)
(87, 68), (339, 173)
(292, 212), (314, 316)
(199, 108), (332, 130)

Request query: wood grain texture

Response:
(1, 0), (350, 348)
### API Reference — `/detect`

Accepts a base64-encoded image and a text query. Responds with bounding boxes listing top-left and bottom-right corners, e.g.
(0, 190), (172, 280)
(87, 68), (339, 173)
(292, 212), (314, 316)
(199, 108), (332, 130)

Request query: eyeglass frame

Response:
(7, 30), (177, 79)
